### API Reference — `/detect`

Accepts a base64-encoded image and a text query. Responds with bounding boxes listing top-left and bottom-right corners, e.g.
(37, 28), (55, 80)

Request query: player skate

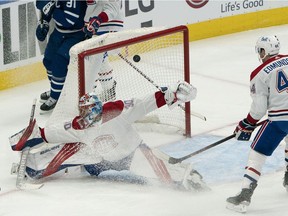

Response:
(40, 97), (57, 113)
(40, 90), (50, 103)
(226, 182), (257, 213)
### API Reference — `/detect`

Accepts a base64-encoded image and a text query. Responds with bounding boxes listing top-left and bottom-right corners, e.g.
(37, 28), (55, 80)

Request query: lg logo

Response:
(186, 0), (209, 8)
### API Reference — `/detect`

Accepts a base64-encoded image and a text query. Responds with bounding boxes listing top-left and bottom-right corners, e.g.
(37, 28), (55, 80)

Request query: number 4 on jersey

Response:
(277, 70), (288, 92)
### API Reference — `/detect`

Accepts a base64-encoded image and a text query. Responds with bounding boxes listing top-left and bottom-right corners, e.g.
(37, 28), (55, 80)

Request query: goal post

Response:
(48, 25), (191, 137)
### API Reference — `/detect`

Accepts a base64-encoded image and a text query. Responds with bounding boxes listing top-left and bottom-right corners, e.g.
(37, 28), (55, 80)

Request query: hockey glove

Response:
(36, 20), (49, 41)
(234, 118), (257, 141)
(83, 16), (102, 39)
(162, 81), (197, 109)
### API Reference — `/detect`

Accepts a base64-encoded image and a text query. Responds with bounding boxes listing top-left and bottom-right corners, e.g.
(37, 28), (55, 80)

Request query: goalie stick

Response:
(118, 53), (207, 121)
(154, 120), (266, 164)
(15, 99), (44, 190)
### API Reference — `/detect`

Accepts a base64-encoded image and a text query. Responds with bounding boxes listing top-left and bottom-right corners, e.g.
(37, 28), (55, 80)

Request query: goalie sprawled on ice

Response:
(9, 81), (209, 191)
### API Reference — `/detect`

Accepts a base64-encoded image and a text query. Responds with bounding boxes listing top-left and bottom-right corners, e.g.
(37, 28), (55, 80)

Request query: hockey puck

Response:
(133, 55), (141, 62)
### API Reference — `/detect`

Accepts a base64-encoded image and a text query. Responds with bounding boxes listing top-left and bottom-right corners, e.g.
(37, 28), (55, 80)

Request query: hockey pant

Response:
(43, 29), (86, 100)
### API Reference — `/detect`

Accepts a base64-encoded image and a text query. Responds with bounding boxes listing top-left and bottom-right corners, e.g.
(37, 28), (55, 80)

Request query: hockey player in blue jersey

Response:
(36, 0), (87, 113)
(36, 0), (124, 113)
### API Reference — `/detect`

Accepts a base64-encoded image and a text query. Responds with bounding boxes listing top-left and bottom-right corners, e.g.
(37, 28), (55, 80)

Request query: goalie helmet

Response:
(255, 35), (280, 61)
(79, 92), (103, 122)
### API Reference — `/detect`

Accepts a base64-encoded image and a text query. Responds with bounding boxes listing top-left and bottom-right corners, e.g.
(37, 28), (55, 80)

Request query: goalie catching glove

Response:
(162, 81), (197, 109)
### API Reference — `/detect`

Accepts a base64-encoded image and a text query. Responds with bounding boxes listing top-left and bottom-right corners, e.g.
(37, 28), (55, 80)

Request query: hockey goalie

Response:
(9, 81), (209, 191)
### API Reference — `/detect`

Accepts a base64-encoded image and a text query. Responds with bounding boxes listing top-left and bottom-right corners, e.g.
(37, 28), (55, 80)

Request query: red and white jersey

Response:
(85, 0), (123, 34)
(248, 54), (288, 123)
(42, 91), (166, 163)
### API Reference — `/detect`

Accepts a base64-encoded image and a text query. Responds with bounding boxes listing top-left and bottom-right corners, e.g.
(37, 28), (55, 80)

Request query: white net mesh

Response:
(46, 26), (190, 135)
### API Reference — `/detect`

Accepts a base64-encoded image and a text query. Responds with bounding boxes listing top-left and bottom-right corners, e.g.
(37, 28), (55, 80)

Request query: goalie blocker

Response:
(8, 81), (208, 191)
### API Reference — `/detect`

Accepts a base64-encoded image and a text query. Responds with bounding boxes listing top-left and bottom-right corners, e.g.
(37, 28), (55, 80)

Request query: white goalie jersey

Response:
(10, 82), (210, 191)
(42, 91), (167, 164)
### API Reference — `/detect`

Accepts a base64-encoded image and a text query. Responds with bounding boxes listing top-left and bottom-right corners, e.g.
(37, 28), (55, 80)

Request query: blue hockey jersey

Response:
(37, 0), (87, 31)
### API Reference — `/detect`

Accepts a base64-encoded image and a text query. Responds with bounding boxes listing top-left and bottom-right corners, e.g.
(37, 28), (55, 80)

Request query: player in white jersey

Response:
(83, 0), (124, 101)
(226, 35), (288, 213)
(10, 81), (209, 191)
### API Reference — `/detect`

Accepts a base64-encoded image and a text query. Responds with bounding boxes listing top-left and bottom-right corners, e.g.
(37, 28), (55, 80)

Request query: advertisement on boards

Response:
(0, 0), (288, 71)
(123, 0), (288, 29)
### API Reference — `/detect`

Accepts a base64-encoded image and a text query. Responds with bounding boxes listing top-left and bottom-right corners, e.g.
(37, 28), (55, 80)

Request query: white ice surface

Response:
(1, 25), (288, 215)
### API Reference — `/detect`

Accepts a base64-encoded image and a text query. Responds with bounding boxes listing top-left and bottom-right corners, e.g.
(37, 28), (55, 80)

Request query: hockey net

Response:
(47, 25), (191, 136)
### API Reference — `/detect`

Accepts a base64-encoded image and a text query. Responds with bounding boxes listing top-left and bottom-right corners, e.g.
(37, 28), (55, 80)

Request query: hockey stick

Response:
(154, 119), (267, 164)
(39, 8), (43, 27)
(118, 53), (207, 121)
(16, 99), (44, 190)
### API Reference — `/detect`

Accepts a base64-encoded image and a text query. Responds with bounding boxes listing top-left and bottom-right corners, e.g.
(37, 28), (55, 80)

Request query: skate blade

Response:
(226, 201), (249, 213)
(285, 185), (288, 192)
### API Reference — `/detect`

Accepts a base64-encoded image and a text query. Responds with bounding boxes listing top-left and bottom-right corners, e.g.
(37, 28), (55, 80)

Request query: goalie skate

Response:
(181, 164), (210, 192)
(151, 148), (209, 192)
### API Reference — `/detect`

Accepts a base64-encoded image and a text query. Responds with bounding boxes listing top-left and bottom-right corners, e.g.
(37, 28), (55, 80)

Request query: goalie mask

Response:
(79, 92), (103, 122)
(255, 35), (280, 62)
